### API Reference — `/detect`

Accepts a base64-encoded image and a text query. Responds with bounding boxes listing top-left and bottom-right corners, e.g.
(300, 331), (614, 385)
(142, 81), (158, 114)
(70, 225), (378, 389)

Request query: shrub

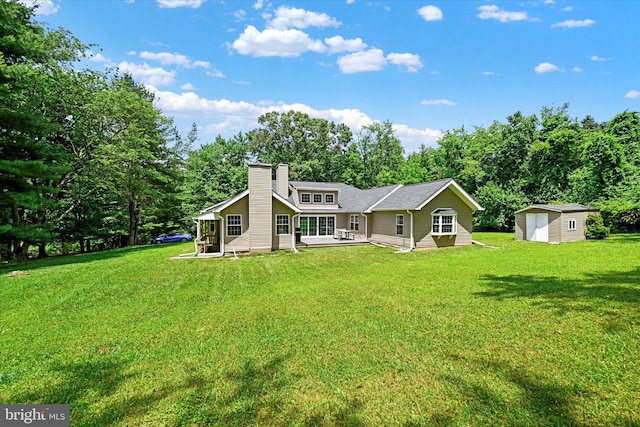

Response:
(594, 198), (640, 233)
(585, 214), (609, 240)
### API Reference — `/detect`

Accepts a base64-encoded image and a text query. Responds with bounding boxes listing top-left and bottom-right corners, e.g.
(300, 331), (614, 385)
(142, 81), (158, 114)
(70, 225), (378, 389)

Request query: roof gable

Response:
(365, 179), (484, 212)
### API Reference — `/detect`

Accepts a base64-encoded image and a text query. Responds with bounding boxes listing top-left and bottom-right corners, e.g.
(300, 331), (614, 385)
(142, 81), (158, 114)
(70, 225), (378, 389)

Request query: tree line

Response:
(184, 107), (640, 236)
(2, 1), (639, 259)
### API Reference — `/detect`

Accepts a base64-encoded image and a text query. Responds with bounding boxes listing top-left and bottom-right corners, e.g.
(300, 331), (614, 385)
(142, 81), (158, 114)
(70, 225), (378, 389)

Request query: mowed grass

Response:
(0, 233), (639, 426)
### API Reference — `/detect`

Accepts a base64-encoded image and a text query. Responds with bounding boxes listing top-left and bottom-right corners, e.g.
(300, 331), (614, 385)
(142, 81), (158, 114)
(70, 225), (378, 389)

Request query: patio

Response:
(299, 233), (369, 248)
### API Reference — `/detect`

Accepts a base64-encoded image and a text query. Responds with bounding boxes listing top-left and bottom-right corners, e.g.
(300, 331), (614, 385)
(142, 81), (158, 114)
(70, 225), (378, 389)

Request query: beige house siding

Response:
(221, 195), (251, 252)
(346, 213), (366, 237)
(516, 208), (592, 243)
(272, 198), (295, 250)
(248, 164), (273, 253)
(414, 187), (473, 249)
(561, 211), (589, 242)
(515, 213), (526, 240)
(370, 211), (412, 248)
(515, 208), (561, 242)
(293, 189), (339, 209)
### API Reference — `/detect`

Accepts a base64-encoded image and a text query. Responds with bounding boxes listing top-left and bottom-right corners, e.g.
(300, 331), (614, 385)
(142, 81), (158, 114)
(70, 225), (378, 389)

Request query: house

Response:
(515, 204), (600, 243)
(193, 163), (484, 256)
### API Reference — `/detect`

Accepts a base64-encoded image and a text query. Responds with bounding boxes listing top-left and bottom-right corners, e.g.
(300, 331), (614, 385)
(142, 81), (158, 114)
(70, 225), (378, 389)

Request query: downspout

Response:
(291, 213), (300, 254)
(360, 213), (368, 242)
(407, 209), (415, 251)
(219, 216), (225, 255)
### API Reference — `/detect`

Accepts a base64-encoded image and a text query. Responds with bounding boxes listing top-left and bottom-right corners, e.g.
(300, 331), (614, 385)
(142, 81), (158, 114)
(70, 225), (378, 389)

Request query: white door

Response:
(525, 213), (548, 242)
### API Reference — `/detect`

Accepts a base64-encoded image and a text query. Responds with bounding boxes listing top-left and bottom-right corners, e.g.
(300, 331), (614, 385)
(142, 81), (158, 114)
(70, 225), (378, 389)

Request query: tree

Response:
(249, 111), (352, 182)
(93, 73), (184, 246)
(0, 0), (88, 258)
(351, 120), (404, 188)
(182, 133), (249, 216)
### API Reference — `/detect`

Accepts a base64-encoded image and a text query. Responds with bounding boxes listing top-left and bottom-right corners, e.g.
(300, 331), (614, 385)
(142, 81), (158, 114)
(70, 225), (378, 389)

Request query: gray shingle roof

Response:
(517, 204), (599, 213)
(370, 179), (453, 210)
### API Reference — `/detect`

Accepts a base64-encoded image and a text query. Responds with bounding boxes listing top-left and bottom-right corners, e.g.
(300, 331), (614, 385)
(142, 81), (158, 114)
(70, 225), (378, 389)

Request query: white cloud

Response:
(156, 0), (204, 8)
(233, 9), (247, 21)
(84, 50), (112, 64)
(482, 71), (498, 76)
(477, 5), (528, 23)
(19, 0), (59, 15)
(139, 51), (211, 69)
(253, 0), (263, 10)
(181, 83), (196, 90)
(421, 99), (456, 106)
(562, 6), (573, 12)
(572, 67), (582, 72)
(325, 35), (367, 54)
(534, 62), (560, 73)
(267, 6), (340, 30)
(590, 55), (611, 62)
(393, 124), (443, 151)
(418, 5), (443, 22)
(206, 69), (225, 78)
(386, 53), (423, 73)
(117, 61), (176, 86)
(625, 90), (640, 99)
(336, 50), (423, 74)
(551, 19), (596, 29)
(337, 49), (387, 73)
(231, 25), (326, 57)
(148, 86), (443, 149)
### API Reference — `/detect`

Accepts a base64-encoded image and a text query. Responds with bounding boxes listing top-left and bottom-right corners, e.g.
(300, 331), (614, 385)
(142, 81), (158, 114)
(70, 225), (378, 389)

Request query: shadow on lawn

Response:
(476, 266), (640, 320)
(0, 245), (161, 275)
(438, 356), (583, 426)
(9, 349), (213, 426)
(173, 353), (295, 426)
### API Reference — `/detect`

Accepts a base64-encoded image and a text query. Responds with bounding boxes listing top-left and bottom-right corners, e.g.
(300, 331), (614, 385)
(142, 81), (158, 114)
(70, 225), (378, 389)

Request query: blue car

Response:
(152, 232), (193, 244)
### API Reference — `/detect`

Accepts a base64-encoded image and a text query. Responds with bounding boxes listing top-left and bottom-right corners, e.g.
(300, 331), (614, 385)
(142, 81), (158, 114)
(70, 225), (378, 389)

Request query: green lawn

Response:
(1, 233), (639, 426)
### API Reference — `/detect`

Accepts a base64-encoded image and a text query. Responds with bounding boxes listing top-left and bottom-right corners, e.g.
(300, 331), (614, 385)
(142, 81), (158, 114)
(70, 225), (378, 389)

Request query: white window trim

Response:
(313, 193), (323, 204)
(350, 214), (359, 231)
(396, 214), (404, 236)
(325, 193), (335, 204)
(226, 214), (242, 237)
(568, 218), (577, 231)
(276, 214), (290, 235)
(298, 215), (337, 237)
(300, 193), (311, 204)
(431, 210), (458, 236)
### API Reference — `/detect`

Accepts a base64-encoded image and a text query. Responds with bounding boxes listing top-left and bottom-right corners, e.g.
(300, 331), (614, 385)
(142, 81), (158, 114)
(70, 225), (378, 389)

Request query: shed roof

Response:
(515, 204), (599, 214)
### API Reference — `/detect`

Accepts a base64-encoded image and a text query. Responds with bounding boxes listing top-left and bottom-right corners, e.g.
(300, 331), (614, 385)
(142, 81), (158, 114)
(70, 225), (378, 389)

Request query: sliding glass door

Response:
(299, 216), (335, 237)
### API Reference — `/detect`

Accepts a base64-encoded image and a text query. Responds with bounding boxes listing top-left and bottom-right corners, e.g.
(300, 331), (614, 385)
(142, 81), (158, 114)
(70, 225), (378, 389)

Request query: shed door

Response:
(526, 213), (548, 242)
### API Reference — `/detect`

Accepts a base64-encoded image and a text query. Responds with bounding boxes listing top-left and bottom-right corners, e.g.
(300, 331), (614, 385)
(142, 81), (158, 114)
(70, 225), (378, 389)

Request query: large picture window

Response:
(276, 214), (290, 235)
(396, 214), (404, 235)
(227, 214), (242, 236)
(431, 209), (457, 235)
(350, 214), (359, 231)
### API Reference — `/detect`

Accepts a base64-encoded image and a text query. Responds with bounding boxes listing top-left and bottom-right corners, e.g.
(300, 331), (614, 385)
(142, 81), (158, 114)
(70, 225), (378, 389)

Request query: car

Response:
(152, 232), (193, 244)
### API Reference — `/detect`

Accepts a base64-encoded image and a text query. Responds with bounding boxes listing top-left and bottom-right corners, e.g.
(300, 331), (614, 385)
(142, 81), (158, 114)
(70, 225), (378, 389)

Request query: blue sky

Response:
(28, 0), (640, 152)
